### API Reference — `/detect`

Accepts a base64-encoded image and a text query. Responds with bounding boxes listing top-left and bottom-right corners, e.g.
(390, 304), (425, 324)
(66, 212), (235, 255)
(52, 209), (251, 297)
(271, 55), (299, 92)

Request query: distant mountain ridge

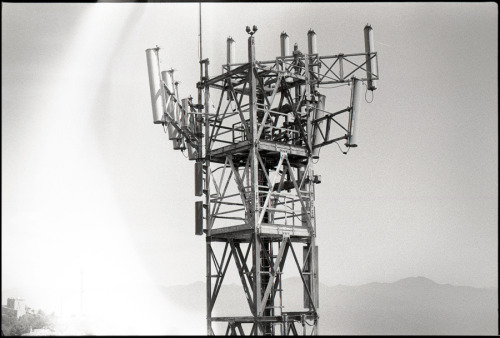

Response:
(160, 276), (498, 335)
(3, 277), (498, 335)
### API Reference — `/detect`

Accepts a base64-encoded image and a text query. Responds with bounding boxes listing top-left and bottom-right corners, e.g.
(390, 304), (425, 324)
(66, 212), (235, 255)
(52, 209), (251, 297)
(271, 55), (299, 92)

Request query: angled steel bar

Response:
(212, 139), (235, 145)
(342, 57), (369, 79)
(210, 243), (233, 313)
(316, 124), (327, 144)
(210, 160), (232, 219)
(249, 323), (256, 335)
(318, 58), (340, 83)
(317, 72), (341, 83)
(236, 323), (245, 335)
(284, 156), (314, 231)
(343, 53), (379, 79)
(214, 207), (246, 217)
(215, 242), (229, 279)
(276, 165), (288, 193)
(210, 171), (221, 200)
(204, 63), (251, 86)
(281, 79), (311, 153)
(240, 149), (252, 184)
(232, 73), (252, 90)
(328, 114), (349, 133)
(209, 94), (233, 151)
(244, 234), (254, 285)
(309, 54), (320, 81)
(209, 245), (221, 275)
(256, 71), (280, 108)
(259, 237), (288, 314)
(213, 201), (243, 206)
(230, 240), (256, 314)
(212, 215), (246, 221)
(258, 236), (276, 275)
(256, 322), (266, 336)
(313, 107), (350, 124)
(311, 320), (317, 335)
(255, 151), (271, 187)
(211, 173), (234, 229)
(270, 241), (289, 305)
(235, 242), (254, 289)
(213, 83), (226, 117)
(217, 159), (230, 197)
(258, 153), (286, 226)
(299, 160), (311, 190)
(288, 239), (317, 314)
(211, 192), (241, 202)
(318, 51), (372, 59)
(252, 235), (262, 332)
(313, 107), (351, 149)
(302, 244), (312, 267)
(256, 74), (282, 140)
(228, 80), (251, 138)
(312, 135), (349, 150)
(228, 156), (250, 219)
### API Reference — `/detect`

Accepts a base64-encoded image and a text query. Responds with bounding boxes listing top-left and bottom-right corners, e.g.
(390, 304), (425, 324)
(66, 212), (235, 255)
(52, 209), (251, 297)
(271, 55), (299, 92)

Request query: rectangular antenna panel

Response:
(303, 245), (319, 309)
(195, 201), (203, 235)
(195, 162), (203, 196)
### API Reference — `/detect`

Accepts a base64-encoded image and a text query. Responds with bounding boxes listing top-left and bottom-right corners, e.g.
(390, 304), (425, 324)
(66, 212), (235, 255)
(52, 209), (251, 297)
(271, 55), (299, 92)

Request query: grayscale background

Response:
(2, 2), (497, 335)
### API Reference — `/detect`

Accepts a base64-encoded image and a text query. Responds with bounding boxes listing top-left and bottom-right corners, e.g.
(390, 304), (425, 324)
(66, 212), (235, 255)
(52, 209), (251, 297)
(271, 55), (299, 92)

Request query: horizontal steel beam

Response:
(203, 64), (251, 86)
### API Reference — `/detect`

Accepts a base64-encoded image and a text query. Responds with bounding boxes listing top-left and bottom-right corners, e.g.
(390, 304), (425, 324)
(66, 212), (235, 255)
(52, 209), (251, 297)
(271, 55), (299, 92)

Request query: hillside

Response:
(160, 276), (498, 335)
(3, 277), (497, 335)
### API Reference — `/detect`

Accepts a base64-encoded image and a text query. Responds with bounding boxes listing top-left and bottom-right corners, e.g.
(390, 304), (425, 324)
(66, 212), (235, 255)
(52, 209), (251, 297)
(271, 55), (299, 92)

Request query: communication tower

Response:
(146, 23), (379, 335)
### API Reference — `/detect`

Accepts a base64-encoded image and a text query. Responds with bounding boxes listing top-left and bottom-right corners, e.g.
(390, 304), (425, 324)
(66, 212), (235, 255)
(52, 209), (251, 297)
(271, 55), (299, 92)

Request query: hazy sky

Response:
(2, 2), (498, 319)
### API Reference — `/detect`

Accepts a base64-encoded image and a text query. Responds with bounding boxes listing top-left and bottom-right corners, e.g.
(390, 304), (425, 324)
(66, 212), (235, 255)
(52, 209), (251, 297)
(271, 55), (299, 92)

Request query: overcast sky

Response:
(2, 1), (497, 323)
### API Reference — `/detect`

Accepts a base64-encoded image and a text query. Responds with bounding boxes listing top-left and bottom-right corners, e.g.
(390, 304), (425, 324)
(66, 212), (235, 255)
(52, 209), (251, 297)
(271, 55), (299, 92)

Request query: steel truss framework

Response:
(160, 39), (379, 158)
(187, 34), (379, 336)
(147, 26), (379, 335)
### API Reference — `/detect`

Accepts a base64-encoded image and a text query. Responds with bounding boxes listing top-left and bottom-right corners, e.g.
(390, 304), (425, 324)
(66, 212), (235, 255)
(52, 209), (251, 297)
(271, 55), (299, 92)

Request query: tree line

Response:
(1, 308), (54, 336)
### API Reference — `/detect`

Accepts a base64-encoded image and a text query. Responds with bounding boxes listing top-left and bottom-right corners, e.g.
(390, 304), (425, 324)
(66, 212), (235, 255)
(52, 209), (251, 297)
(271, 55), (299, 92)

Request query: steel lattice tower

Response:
(146, 24), (379, 335)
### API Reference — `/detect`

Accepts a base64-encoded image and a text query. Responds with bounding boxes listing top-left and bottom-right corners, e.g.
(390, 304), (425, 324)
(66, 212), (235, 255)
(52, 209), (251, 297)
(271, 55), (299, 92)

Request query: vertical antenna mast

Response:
(199, 2), (203, 61)
(199, 2), (203, 68)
